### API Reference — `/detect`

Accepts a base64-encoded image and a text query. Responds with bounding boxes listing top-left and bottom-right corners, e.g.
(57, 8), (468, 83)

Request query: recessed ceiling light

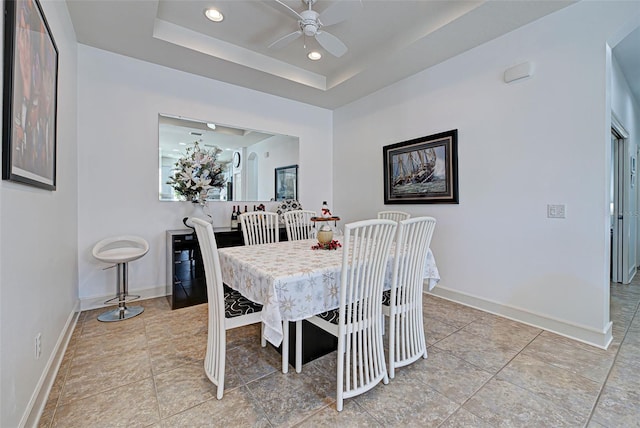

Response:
(178, 142), (186, 146)
(207, 123), (216, 130)
(204, 8), (223, 22)
(308, 51), (322, 61)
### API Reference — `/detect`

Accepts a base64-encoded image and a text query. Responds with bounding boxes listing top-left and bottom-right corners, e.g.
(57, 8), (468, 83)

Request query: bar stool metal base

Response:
(96, 261), (144, 322)
(98, 305), (144, 322)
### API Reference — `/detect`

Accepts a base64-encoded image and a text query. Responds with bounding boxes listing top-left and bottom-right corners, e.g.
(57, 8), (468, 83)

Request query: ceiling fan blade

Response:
(272, 0), (303, 20)
(268, 30), (303, 50)
(315, 31), (347, 57)
(318, 0), (362, 27)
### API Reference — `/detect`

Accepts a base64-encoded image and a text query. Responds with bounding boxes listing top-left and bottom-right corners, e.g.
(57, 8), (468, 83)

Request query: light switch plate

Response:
(547, 204), (566, 218)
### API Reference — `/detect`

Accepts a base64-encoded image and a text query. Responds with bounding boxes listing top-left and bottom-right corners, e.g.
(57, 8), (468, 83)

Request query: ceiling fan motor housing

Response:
(299, 10), (320, 36)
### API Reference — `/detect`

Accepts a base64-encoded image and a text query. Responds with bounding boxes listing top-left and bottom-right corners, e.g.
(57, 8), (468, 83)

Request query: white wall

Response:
(0, 1), (78, 426)
(76, 46), (332, 307)
(333, 1), (640, 348)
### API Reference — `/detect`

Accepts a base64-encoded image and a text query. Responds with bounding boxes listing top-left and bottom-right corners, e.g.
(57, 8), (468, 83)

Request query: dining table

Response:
(217, 238), (440, 349)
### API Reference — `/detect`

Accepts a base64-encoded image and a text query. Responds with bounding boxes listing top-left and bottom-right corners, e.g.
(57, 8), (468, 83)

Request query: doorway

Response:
(610, 119), (636, 283)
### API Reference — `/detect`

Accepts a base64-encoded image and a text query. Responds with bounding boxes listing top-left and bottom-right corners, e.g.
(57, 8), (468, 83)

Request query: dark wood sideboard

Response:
(166, 227), (286, 310)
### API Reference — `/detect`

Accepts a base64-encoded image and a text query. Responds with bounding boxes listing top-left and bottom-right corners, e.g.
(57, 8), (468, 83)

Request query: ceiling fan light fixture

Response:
(308, 51), (322, 61)
(204, 8), (224, 22)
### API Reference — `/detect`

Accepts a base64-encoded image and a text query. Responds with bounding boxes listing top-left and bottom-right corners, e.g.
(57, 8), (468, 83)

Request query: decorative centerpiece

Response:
(167, 141), (225, 226)
(311, 239), (341, 250)
(316, 224), (334, 244)
(310, 206), (342, 249)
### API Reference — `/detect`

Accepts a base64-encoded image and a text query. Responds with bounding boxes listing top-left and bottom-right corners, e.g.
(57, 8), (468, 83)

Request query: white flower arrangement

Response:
(167, 141), (225, 203)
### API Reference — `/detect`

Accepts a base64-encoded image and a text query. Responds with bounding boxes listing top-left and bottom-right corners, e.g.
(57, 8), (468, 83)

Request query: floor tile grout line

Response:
(44, 317), (85, 428)
(143, 316), (164, 425)
(585, 286), (640, 427)
(54, 319), (157, 410)
(242, 378), (284, 427)
(436, 329), (546, 427)
(426, 312), (533, 427)
(46, 344), (77, 427)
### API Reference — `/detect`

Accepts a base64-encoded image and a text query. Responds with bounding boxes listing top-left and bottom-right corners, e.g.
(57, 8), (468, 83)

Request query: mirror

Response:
(159, 114), (299, 202)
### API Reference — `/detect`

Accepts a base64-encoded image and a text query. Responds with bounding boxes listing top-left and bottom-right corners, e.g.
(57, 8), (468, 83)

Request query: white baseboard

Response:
(23, 300), (80, 428)
(80, 285), (168, 311)
(427, 285), (613, 350)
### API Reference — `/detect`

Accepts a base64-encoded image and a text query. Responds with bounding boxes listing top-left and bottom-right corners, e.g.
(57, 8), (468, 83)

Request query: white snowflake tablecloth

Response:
(218, 238), (440, 346)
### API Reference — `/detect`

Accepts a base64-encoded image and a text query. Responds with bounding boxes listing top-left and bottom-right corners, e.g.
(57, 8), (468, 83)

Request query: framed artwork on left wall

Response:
(2, 0), (59, 190)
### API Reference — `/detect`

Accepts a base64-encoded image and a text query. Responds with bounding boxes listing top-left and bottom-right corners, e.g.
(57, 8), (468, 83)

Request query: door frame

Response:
(611, 113), (634, 283)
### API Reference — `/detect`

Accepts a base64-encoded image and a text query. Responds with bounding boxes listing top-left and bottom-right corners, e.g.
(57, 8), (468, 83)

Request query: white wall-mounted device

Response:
(504, 62), (533, 83)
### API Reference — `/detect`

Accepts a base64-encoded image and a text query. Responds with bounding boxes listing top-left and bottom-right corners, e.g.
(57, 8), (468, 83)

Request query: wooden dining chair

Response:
(239, 211), (279, 245)
(377, 210), (411, 223)
(283, 210), (317, 241)
(383, 216), (436, 378)
(192, 218), (265, 399)
(306, 219), (397, 411)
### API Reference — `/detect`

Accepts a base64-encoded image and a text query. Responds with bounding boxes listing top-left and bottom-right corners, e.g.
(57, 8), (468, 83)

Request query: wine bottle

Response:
(231, 205), (238, 229)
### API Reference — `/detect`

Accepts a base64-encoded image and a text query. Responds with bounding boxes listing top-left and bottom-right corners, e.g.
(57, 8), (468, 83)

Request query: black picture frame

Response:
(275, 164), (298, 201)
(2, 0), (58, 190)
(383, 129), (459, 204)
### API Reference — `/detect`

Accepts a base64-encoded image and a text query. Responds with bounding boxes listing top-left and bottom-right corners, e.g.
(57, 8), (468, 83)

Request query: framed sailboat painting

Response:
(383, 130), (459, 204)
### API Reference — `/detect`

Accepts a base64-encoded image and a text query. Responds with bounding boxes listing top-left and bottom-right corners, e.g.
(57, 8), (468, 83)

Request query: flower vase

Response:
(183, 201), (213, 231)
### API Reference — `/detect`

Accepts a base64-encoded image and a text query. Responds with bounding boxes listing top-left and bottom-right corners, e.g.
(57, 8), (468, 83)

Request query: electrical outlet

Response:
(35, 334), (41, 359)
(547, 204), (566, 219)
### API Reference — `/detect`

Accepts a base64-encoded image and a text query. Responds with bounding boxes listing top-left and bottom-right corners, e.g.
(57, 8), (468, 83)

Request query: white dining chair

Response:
(306, 219), (397, 411)
(282, 209), (317, 372)
(192, 218), (265, 399)
(238, 211), (293, 373)
(377, 210), (411, 223)
(239, 211), (279, 245)
(383, 216), (436, 378)
(283, 210), (317, 241)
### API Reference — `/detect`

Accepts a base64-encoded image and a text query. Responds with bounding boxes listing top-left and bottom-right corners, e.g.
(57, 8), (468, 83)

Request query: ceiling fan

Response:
(268, 0), (362, 58)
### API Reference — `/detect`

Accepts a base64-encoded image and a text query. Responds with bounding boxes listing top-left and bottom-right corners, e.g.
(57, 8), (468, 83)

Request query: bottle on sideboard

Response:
(230, 205), (238, 229)
(236, 205), (242, 229)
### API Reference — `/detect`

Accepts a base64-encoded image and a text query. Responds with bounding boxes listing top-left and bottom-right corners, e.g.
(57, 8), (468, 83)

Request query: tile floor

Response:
(39, 280), (640, 427)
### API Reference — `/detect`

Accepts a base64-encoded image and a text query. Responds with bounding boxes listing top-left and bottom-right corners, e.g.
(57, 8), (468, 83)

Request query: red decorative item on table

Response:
(311, 240), (341, 250)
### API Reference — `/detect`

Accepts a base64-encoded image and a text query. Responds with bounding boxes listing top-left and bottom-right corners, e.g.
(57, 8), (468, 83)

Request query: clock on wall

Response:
(233, 152), (241, 168)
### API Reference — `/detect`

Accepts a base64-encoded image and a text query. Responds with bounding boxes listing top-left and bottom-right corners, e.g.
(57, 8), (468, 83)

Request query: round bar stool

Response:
(92, 235), (149, 322)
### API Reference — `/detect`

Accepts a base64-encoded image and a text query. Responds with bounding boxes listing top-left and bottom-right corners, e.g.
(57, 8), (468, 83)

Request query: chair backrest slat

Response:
(284, 210), (316, 241)
(377, 210), (410, 223)
(239, 212), (279, 245)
